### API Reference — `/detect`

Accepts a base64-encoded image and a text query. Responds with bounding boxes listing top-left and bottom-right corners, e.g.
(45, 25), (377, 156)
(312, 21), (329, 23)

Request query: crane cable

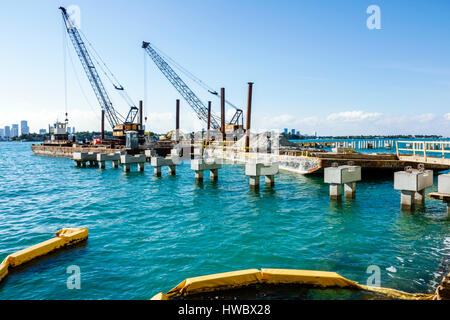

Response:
(78, 29), (135, 114)
(143, 50), (148, 125)
(63, 27), (103, 122)
(150, 42), (241, 111)
(62, 19), (68, 122)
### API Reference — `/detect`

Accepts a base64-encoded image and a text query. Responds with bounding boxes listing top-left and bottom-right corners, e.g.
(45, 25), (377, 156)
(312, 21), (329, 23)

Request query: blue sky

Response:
(0, 0), (449, 136)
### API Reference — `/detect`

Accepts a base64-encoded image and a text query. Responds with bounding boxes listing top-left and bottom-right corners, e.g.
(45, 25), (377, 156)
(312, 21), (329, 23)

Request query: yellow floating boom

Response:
(0, 228), (88, 283)
(151, 268), (435, 300)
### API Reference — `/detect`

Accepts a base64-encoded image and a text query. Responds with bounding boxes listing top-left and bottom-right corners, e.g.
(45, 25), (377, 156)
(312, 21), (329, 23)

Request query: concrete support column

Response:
(99, 161), (105, 169)
(154, 166), (161, 177)
(400, 190), (414, 210)
(414, 189), (425, 205)
(265, 175), (275, 188)
(210, 169), (218, 181)
(329, 184), (342, 200)
(169, 165), (176, 176)
(81, 162), (87, 168)
(447, 203), (450, 215)
(138, 162), (145, 172)
(123, 164), (131, 172)
(195, 170), (204, 183)
(344, 182), (356, 199)
(76, 161), (81, 168)
(249, 176), (260, 189)
(112, 160), (119, 168)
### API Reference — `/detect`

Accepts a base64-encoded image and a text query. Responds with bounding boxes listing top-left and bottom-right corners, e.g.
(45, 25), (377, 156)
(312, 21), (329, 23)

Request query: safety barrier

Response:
(151, 268), (435, 300)
(0, 228), (88, 283)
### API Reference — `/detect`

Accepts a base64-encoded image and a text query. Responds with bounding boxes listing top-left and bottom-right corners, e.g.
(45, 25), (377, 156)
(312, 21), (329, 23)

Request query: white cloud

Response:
(326, 110), (382, 122)
(252, 110), (449, 137)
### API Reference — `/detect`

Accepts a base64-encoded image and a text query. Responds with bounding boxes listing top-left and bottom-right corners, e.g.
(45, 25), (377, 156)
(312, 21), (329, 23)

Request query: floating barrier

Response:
(151, 268), (435, 300)
(0, 228), (88, 283)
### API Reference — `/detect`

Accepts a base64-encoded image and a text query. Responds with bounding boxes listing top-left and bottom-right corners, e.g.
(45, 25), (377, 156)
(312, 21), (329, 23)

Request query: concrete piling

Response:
(191, 159), (222, 183)
(145, 149), (157, 162)
(73, 152), (97, 168)
(245, 162), (279, 190)
(210, 169), (219, 181)
(427, 173), (450, 214)
(120, 154), (146, 173)
(151, 156), (180, 177)
(344, 182), (357, 199)
(195, 170), (204, 182)
(249, 176), (260, 189)
(324, 165), (361, 200)
(265, 175), (275, 187)
(97, 153), (121, 169)
(329, 184), (342, 200)
(394, 168), (433, 210)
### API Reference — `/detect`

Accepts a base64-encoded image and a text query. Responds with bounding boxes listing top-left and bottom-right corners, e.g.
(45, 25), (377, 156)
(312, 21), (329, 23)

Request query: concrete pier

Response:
(150, 157), (180, 177)
(394, 169), (433, 210)
(329, 183), (342, 200)
(120, 154), (146, 172)
(190, 158), (222, 183)
(73, 152), (98, 167)
(245, 162), (279, 189)
(428, 173), (450, 214)
(324, 165), (361, 200)
(145, 149), (157, 162)
(344, 182), (357, 199)
(97, 153), (121, 169)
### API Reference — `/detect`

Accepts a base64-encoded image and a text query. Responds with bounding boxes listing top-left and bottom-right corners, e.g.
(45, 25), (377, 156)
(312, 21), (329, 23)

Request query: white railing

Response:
(396, 140), (450, 161)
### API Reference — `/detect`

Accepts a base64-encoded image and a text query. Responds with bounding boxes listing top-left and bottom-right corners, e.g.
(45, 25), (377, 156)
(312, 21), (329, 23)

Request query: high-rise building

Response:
(284, 128), (288, 135)
(72, 127), (75, 134)
(11, 124), (19, 137)
(67, 127), (71, 134)
(4, 126), (10, 138)
(20, 120), (29, 135)
(291, 129), (295, 135)
(39, 129), (47, 134)
(0, 128), (4, 137)
(296, 131), (300, 136)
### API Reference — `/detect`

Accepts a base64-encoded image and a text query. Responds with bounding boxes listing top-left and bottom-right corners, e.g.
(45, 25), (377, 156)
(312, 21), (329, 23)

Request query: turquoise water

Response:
(0, 142), (449, 299)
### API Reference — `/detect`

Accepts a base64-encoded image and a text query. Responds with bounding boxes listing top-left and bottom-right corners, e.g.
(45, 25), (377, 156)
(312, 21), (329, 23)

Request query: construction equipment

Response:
(142, 41), (243, 131)
(60, 7), (142, 141)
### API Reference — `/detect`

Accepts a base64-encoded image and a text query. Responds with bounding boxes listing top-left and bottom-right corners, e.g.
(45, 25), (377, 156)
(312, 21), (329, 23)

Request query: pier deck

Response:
(310, 152), (449, 173)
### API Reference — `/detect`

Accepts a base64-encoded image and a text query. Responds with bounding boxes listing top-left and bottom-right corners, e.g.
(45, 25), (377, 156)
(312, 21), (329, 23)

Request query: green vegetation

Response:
(10, 133), (47, 141)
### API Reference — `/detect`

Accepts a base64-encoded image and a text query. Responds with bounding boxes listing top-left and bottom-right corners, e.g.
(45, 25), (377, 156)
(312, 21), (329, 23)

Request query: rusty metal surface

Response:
(427, 192), (450, 203)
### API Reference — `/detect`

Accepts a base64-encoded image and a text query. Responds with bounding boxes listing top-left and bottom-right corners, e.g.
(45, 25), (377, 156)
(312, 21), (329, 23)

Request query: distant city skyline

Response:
(1, 1), (450, 136)
(0, 120), (48, 138)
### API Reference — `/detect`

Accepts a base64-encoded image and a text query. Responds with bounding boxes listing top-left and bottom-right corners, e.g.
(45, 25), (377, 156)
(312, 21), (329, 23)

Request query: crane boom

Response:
(142, 41), (221, 129)
(60, 7), (123, 129)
